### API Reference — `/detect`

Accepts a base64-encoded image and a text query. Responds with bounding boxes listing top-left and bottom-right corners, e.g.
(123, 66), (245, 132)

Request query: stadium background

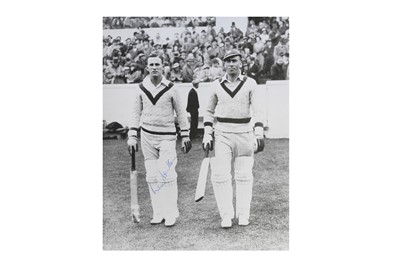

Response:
(103, 16), (289, 138)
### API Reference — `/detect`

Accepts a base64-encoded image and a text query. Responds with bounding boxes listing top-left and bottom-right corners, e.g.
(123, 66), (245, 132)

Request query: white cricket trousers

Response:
(211, 130), (255, 220)
(141, 131), (179, 220)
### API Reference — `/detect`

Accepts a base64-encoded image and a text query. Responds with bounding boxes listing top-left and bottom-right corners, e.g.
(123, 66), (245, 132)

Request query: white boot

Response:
(235, 157), (254, 224)
(238, 215), (249, 226)
(221, 216), (232, 228)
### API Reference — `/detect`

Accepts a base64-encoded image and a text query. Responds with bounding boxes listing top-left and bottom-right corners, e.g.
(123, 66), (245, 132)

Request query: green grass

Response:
(103, 138), (289, 250)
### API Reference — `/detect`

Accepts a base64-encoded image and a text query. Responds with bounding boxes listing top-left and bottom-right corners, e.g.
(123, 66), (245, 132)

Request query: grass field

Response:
(103, 137), (289, 250)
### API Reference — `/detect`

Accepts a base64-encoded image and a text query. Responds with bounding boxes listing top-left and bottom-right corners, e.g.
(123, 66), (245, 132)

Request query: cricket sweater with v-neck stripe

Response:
(130, 76), (189, 139)
(203, 74), (265, 133)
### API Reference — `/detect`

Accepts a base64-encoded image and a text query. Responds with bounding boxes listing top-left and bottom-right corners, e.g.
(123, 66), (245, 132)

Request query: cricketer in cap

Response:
(202, 49), (266, 228)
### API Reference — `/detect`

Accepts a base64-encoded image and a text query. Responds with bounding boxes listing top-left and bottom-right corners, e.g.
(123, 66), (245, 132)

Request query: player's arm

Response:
(202, 85), (218, 151)
(250, 80), (267, 153)
(127, 90), (143, 152)
(171, 88), (192, 153)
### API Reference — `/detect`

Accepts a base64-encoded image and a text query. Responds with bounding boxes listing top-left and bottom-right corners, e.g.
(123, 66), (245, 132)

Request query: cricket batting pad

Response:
(160, 179), (179, 220)
(210, 158), (234, 219)
(234, 157), (254, 220)
(147, 182), (164, 220)
(146, 160), (163, 220)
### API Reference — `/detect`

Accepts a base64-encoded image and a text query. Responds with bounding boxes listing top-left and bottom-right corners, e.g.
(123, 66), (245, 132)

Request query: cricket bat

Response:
(130, 147), (140, 223)
(195, 147), (210, 202)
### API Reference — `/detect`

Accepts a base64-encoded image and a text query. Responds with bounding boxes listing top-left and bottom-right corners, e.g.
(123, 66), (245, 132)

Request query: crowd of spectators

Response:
(103, 17), (216, 29)
(103, 17), (289, 85)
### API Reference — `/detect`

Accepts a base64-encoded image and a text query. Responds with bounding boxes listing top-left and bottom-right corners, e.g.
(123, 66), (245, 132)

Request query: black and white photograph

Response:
(103, 16), (289, 250)
(3, 1), (400, 265)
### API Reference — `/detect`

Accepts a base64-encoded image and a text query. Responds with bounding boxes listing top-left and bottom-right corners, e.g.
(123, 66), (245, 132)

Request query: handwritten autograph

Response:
(149, 157), (176, 194)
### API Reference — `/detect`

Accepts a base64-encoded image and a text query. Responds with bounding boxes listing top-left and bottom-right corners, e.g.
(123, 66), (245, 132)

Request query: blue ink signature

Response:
(159, 157), (176, 180)
(150, 157), (176, 194)
(149, 183), (166, 193)
(166, 159), (174, 168)
(160, 171), (168, 180)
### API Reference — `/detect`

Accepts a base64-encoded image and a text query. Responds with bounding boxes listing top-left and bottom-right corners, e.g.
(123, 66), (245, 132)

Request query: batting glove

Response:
(181, 137), (192, 153)
(202, 125), (214, 151)
(127, 136), (138, 152)
(254, 124), (265, 153)
(254, 138), (265, 153)
(127, 128), (139, 152)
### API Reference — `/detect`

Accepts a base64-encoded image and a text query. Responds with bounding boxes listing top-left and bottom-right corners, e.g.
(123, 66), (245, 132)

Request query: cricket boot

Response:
(234, 156), (254, 226)
(221, 215), (233, 228)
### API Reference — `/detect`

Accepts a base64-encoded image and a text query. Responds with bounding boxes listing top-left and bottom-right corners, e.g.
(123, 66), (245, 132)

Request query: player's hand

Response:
(127, 136), (138, 153)
(254, 137), (264, 153)
(202, 125), (214, 151)
(254, 125), (265, 153)
(202, 134), (214, 151)
(181, 137), (192, 153)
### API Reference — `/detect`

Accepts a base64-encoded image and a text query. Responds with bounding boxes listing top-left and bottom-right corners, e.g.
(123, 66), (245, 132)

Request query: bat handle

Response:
(205, 146), (209, 158)
(131, 146), (136, 171)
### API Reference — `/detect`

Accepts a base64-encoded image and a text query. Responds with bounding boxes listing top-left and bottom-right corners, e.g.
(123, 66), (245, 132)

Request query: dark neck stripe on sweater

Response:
(139, 82), (174, 105)
(220, 76), (247, 98)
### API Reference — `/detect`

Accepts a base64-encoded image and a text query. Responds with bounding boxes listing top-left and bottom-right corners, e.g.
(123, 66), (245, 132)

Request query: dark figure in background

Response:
(186, 79), (200, 139)
(270, 52), (287, 80)
(263, 39), (275, 79)
(247, 55), (260, 83)
(229, 22), (244, 42)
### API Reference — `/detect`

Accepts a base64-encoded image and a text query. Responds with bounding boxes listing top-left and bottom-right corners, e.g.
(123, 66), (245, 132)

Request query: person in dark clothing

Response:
(269, 31), (280, 47)
(243, 37), (254, 54)
(186, 79), (200, 139)
(263, 39), (275, 78)
(247, 55), (260, 83)
(270, 52), (287, 80)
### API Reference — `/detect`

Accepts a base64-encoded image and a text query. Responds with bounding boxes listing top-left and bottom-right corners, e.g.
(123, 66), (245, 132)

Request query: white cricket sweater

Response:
(130, 76), (189, 139)
(204, 74), (265, 133)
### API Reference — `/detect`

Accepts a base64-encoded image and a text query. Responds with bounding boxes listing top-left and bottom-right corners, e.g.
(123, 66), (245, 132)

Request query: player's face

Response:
(147, 57), (163, 78)
(224, 56), (242, 76)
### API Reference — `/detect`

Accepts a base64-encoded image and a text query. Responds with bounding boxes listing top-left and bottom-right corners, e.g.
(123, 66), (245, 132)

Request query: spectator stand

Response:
(103, 17), (289, 85)
(103, 17), (216, 29)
